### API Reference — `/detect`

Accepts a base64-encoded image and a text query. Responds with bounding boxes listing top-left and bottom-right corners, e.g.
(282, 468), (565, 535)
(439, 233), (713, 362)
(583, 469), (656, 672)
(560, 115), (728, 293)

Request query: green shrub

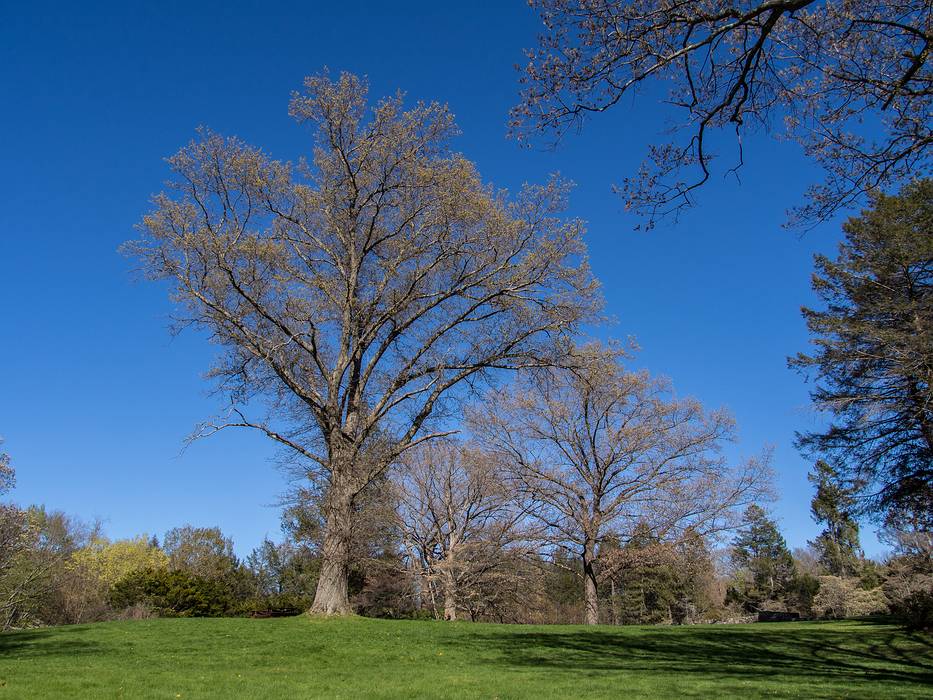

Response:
(110, 568), (231, 617)
(230, 593), (308, 617)
(896, 589), (933, 631)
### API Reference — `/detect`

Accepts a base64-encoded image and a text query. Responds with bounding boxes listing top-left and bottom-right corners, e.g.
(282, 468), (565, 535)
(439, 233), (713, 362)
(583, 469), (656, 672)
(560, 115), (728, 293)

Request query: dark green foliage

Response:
(614, 561), (680, 625)
(785, 572), (821, 617)
(792, 180), (933, 521)
(109, 568), (232, 617)
(859, 559), (886, 590)
(728, 506), (796, 612)
(231, 593), (307, 618)
(246, 539), (318, 603)
(808, 460), (863, 576)
(544, 551), (584, 619)
(603, 526), (716, 625)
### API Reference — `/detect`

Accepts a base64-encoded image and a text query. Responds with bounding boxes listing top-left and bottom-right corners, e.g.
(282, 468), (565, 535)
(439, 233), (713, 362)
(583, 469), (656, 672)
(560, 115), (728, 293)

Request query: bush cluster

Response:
(109, 568), (232, 617)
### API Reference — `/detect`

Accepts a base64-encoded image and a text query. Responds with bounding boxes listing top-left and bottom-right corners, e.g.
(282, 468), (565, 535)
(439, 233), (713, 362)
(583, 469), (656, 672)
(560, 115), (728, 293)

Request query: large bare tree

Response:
(397, 441), (525, 621)
(127, 72), (599, 614)
(472, 345), (771, 624)
(512, 0), (932, 228)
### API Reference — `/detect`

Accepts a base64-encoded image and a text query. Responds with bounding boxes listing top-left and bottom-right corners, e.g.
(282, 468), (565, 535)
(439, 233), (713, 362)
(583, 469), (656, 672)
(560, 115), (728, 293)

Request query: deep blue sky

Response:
(1, 1), (878, 557)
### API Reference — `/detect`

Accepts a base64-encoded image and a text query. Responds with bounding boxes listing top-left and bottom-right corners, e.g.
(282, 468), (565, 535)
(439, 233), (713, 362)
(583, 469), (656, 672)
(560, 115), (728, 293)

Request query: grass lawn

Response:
(0, 616), (930, 698)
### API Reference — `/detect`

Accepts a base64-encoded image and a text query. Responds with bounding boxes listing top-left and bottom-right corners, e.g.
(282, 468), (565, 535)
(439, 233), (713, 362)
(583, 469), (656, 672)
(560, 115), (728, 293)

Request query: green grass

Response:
(0, 617), (930, 698)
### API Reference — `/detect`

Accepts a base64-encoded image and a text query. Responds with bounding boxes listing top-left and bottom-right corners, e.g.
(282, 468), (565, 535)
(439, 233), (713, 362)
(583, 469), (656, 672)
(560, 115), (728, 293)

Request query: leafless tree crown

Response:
(513, 0), (932, 228)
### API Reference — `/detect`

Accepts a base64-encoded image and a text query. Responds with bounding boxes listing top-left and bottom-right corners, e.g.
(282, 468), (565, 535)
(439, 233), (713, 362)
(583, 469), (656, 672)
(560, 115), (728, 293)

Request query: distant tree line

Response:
(0, 435), (927, 629)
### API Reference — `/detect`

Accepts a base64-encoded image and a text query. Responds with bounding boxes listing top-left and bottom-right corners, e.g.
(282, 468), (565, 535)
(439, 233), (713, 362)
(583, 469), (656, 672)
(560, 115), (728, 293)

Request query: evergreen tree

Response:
(808, 460), (863, 576)
(729, 506), (796, 611)
(612, 525), (678, 625)
(605, 525), (716, 625)
(791, 180), (933, 521)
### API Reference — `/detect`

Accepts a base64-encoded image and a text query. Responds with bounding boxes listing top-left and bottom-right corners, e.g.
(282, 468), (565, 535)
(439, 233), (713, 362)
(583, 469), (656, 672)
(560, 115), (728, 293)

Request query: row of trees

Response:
(6, 0), (929, 631)
(123, 72), (777, 621)
(118, 70), (930, 625)
(0, 433), (924, 628)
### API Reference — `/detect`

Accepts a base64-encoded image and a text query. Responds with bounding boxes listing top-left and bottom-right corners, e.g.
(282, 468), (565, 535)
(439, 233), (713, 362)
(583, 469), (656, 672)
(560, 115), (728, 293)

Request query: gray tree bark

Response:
(310, 482), (354, 615)
(443, 570), (457, 622)
(583, 541), (599, 625)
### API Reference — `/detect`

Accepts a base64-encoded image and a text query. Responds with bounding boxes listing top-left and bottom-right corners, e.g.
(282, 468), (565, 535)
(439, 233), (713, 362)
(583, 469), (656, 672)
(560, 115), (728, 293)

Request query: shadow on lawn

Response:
(449, 620), (933, 690)
(0, 626), (104, 658)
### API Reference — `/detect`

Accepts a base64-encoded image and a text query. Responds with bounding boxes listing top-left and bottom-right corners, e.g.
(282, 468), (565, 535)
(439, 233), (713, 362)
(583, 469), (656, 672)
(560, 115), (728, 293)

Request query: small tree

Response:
(474, 344), (770, 624)
(605, 525), (717, 625)
(163, 526), (237, 581)
(3, 507), (96, 627)
(791, 180), (933, 522)
(70, 536), (169, 588)
(808, 460), (863, 577)
(246, 538), (319, 606)
(64, 535), (169, 623)
(127, 72), (599, 614)
(729, 505), (796, 611)
(397, 441), (524, 621)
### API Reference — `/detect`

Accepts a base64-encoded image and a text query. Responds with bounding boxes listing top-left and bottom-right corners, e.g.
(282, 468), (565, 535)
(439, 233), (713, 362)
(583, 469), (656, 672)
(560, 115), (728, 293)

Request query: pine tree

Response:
(808, 460), (863, 577)
(729, 506), (796, 610)
(791, 180), (933, 521)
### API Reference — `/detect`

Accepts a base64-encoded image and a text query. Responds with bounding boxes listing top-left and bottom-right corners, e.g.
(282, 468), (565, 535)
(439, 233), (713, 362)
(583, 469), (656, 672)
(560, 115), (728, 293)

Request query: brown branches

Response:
(127, 71), (600, 613)
(470, 342), (772, 623)
(513, 0), (932, 228)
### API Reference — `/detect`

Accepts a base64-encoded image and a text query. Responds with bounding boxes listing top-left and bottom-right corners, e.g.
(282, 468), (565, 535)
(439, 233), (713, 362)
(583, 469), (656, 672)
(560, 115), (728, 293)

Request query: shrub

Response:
(230, 593), (308, 618)
(110, 568), (232, 617)
(884, 560), (933, 631)
(893, 589), (933, 631)
(812, 576), (888, 619)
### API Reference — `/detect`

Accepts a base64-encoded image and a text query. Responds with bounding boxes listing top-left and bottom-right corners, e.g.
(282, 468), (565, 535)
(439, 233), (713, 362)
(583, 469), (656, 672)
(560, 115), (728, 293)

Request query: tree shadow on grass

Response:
(448, 621), (933, 693)
(0, 625), (104, 658)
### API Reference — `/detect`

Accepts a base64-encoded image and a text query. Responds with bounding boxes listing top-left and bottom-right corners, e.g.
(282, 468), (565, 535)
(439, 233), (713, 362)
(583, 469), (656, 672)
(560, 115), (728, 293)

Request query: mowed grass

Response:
(0, 616), (930, 699)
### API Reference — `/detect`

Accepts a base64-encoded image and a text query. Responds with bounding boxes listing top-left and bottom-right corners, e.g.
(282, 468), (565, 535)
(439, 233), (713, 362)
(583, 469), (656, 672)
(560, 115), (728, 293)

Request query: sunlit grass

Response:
(1, 616), (930, 698)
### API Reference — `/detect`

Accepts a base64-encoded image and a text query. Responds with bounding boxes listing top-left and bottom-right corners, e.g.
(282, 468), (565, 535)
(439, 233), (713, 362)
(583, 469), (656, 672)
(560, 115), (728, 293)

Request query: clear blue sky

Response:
(0, 1), (879, 557)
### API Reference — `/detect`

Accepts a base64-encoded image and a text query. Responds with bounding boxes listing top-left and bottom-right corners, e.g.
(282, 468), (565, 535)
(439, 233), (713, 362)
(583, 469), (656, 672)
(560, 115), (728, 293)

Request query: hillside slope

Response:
(1, 617), (930, 698)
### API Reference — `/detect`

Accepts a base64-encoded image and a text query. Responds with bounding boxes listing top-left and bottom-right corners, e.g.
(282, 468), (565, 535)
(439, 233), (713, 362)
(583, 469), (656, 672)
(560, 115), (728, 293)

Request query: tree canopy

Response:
(729, 505), (796, 610)
(791, 179), (933, 522)
(513, 0), (932, 227)
(808, 460), (863, 576)
(126, 71), (600, 614)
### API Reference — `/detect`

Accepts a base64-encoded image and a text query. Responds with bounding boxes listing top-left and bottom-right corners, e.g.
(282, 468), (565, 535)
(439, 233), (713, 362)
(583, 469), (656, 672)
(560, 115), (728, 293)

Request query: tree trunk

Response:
(442, 544), (458, 621)
(310, 482), (354, 616)
(610, 577), (618, 626)
(583, 542), (599, 625)
(443, 571), (457, 621)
